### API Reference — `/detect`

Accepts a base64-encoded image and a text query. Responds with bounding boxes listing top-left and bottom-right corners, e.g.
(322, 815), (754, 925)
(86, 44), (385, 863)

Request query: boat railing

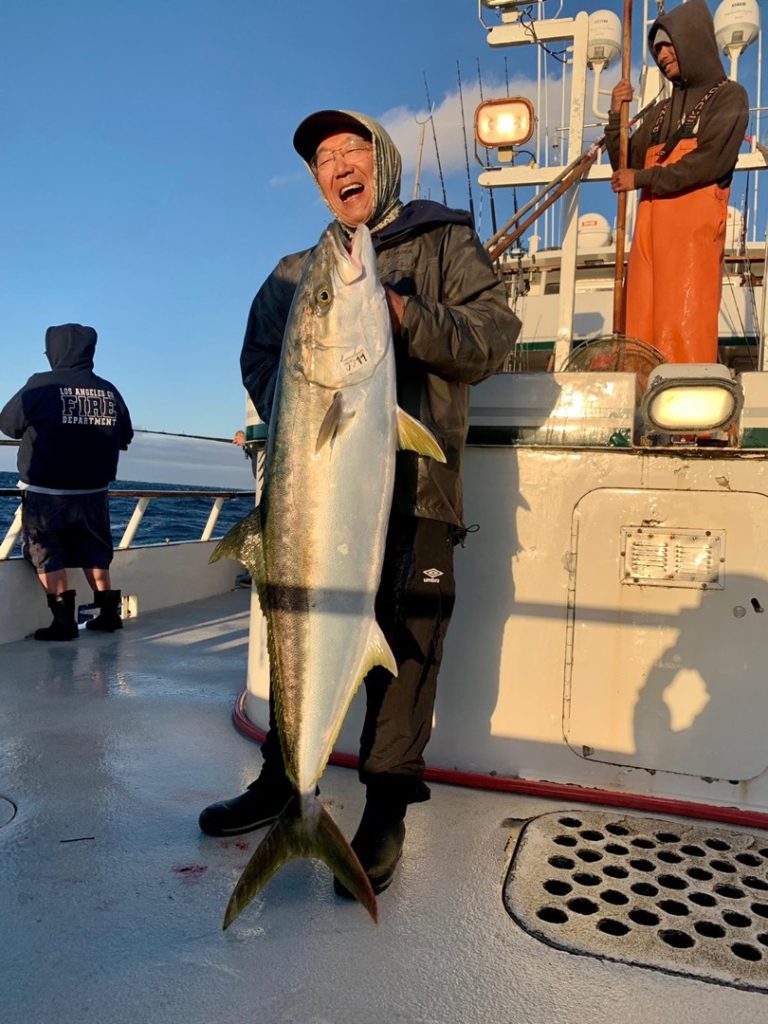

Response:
(0, 488), (253, 561)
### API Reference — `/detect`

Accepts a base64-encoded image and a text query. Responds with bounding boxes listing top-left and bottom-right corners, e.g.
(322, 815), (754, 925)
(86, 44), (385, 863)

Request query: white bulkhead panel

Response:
(566, 488), (768, 781)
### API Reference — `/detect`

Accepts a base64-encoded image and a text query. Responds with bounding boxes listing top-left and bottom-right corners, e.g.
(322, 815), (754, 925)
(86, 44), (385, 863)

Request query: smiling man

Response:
(605, 0), (749, 363)
(313, 131), (375, 222)
(200, 109), (521, 899)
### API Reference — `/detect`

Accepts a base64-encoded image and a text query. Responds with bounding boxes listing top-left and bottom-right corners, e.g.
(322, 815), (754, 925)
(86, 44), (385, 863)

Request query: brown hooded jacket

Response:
(605, 0), (749, 195)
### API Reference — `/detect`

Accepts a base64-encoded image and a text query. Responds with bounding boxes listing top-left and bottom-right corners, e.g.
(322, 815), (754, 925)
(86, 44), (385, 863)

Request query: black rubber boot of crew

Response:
(198, 774), (319, 837)
(34, 590), (79, 642)
(85, 589), (123, 632)
(334, 797), (407, 898)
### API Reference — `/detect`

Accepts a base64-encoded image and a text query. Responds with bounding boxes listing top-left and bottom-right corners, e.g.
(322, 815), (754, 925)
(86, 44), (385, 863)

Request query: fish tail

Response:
(314, 801), (378, 922)
(222, 795), (378, 929)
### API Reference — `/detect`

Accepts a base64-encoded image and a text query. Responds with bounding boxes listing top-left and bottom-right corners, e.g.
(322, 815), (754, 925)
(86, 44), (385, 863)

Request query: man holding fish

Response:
(201, 109), (520, 918)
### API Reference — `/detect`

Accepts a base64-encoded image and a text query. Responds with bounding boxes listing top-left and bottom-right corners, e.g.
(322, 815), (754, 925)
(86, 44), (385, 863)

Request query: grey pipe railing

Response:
(0, 488), (252, 561)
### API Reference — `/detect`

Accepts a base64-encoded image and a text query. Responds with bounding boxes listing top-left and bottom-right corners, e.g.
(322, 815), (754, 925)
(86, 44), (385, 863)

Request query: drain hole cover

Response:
(504, 810), (768, 991)
(0, 797), (17, 828)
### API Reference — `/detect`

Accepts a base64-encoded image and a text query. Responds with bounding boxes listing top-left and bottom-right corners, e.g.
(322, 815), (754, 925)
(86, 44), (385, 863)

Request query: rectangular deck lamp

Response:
(641, 364), (742, 435)
(475, 97), (534, 149)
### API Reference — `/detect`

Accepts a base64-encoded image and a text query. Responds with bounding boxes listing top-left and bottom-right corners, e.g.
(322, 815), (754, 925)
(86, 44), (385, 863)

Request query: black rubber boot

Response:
(334, 796), (407, 898)
(85, 589), (123, 632)
(199, 771), (298, 837)
(34, 590), (79, 642)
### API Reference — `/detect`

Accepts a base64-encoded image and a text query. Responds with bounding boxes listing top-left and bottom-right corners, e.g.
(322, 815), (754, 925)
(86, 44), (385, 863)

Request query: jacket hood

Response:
(45, 324), (97, 371)
(649, 0), (725, 89)
(296, 109), (404, 234)
(374, 200), (474, 248)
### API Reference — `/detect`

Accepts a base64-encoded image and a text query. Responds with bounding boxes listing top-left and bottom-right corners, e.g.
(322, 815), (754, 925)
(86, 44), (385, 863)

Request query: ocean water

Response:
(0, 470), (254, 555)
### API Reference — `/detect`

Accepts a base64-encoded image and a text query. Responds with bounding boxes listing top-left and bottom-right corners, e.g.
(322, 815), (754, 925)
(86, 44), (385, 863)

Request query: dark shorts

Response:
(22, 490), (114, 574)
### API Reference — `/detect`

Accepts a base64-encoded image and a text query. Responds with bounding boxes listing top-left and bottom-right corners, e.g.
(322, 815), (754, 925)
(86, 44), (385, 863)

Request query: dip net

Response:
(560, 336), (666, 401)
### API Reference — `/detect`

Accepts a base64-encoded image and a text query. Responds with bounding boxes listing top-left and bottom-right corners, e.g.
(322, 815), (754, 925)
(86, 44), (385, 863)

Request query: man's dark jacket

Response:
(605, 0), (749, 194)
(0, 324), (133, 489)
(240, 200), (521, 527)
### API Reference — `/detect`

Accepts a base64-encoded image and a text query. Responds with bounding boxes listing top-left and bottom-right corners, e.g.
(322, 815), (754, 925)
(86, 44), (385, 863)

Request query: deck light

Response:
(641, 364), (742, 435)
(475, 98), (535, 150)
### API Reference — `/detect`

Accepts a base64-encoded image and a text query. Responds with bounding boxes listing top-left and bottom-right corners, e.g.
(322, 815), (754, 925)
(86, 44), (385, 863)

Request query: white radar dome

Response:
(587, 10), (622, 68)
(714, 0), (760, 53)
(578, 212), (612, 249)
(725, 205), (744, 248)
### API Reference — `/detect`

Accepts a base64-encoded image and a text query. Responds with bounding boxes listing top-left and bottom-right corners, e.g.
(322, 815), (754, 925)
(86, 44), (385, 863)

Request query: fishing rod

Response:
(486, 96), (659, 263)
(134, 427), (234, 444)
(504, 55), (520, 229)
(412, 107), (432, 201)
(477, 58), (498, 234)
(1, 427), (235, 447)
(423, 72), (447, 205)
(457, 60), (476, 223)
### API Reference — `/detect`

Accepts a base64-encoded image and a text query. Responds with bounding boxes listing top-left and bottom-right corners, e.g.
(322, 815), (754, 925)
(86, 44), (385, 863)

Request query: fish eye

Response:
(316, 285), (332, 307)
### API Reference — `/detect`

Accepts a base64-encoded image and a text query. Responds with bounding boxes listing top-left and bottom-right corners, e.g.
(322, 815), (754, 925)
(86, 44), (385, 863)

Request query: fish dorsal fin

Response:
(209, 505), (266, 590)
(316, 392), (356, 452)
(396, 407), (446, 463)
(361, 622), (398, 678)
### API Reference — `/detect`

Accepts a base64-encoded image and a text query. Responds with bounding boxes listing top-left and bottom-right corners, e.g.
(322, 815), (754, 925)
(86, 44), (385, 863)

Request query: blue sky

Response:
(2, 1), (764, 438)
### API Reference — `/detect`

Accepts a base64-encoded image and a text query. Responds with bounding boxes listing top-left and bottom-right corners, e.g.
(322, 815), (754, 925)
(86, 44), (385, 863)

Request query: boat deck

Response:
(2, 589), (767, 1024)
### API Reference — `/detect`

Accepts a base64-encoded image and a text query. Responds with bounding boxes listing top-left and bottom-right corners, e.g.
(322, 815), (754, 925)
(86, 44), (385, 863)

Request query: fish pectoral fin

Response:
(363, 622), (398, 678)
(396, 407), (446, 463)
(222, 796), (377, 928)
(315, 392), (356, 452)
(209, 505), (265, 585)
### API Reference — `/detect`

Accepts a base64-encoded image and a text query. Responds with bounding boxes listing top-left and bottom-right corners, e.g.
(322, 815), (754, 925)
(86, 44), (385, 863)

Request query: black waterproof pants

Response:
(259, 515), (457, 805)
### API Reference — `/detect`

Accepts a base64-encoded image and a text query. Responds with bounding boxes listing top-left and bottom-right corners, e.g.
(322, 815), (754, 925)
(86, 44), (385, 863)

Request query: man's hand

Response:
(611, 169), (637, 193)
(384, 286), (406, 335)
(610, 79), (634, 115)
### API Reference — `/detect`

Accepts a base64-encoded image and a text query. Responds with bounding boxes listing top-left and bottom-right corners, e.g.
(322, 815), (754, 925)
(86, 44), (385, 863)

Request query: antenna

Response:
(457, 61), (476, 222)
(423, 72), (447, 205)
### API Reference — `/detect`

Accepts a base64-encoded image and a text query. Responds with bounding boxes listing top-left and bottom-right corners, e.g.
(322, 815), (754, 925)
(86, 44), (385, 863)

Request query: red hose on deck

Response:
(232, 691), (768, 832)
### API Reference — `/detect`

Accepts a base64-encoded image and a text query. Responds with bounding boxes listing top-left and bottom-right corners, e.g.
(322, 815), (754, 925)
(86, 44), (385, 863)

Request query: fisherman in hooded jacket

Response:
(199, 109), (522, 896)
(605, 0), (749, 363)
(0, 324), (133, 640)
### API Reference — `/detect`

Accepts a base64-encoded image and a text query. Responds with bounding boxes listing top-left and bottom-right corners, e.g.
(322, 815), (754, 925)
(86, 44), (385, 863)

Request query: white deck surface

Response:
(2, 589), (767, 1024)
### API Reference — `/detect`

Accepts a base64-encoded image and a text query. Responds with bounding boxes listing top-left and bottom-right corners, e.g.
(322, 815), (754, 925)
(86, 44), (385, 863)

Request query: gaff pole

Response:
(613, 0), (633, 336)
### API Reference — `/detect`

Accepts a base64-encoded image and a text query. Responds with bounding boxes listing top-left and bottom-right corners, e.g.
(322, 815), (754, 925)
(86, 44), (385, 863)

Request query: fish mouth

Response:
(329, 223), (365, 284)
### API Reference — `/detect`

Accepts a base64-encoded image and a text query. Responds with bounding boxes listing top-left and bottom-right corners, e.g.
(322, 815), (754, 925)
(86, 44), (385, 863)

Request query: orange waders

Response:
(624, 138), (729, 363)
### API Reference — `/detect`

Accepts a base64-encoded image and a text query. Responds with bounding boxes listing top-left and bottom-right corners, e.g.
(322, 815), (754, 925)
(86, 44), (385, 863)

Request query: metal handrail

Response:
(0, 488), (253, 561)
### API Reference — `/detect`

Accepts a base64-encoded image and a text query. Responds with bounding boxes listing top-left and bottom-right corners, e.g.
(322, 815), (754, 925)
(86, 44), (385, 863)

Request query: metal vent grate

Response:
(620, 527), (725, 589)
(503, 810), (768, 991)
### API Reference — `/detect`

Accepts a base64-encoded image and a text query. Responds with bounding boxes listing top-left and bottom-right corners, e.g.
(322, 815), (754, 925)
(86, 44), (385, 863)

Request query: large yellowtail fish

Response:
(212, 222), (444, 927)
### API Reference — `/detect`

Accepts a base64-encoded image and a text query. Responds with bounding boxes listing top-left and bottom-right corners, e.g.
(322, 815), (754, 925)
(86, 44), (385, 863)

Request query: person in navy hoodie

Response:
(0, 324), (133, 640)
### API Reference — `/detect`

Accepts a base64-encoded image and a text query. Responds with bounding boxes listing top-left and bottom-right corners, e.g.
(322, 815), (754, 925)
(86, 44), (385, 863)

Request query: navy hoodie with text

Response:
(0, 324), (133, 489)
